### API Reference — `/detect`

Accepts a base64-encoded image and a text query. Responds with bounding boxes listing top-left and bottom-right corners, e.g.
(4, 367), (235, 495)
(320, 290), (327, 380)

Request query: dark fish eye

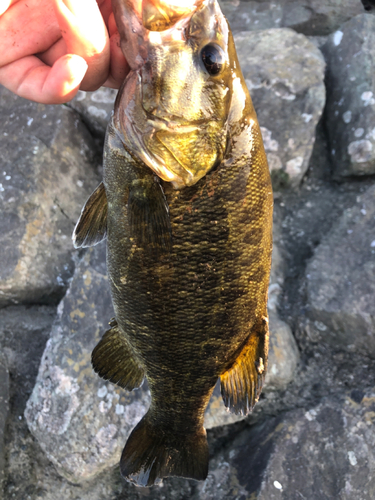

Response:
(200, 44), (225, 76)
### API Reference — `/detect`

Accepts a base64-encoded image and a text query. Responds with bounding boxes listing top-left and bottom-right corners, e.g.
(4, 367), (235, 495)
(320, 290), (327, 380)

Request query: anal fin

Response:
(220, 316), (269, 415)
(92, 318), (144, 391)
(73, 182), (107, 248)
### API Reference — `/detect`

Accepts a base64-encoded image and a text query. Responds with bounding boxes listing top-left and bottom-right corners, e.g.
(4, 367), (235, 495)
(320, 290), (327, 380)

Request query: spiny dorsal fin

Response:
(220, 316), (269, 415)
(128, 176), (172, 258)
(92, 318), (144, 391)
(73, 182), (107, 248)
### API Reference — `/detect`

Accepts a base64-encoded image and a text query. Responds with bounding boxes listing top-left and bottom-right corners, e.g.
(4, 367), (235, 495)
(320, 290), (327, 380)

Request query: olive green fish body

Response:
(73, 0), (272, 487)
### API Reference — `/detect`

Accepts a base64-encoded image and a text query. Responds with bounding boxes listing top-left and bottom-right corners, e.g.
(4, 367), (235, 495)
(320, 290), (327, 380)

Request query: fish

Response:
(72, 0), (273, 487)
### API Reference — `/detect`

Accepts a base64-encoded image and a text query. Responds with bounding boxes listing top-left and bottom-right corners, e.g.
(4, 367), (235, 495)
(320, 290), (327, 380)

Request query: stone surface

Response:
(0, 352), (9, 495)
(264, 311), (299, 393)
(304, 183), (375, 357)
(68, 88), (117, 137)
(0, 86), (101, 307)
(0, 305), (56, 500)
(235, 29), (326, 189)
(197, 393), (375, 499)
(220, 0), (363, 36)
(323, 14), (375, 178)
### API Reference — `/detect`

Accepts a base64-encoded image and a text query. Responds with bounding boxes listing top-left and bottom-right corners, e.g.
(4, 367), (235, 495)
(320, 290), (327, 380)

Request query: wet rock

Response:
(68, 88), (117, 137)
(235, 29), (325, 189)
(0, 86), (100, 307)
(304, 183), (375, 357)
(25, 243), (151, 483)
(220, 0), (363, 36)
(323, 14), (375, 178)
(0, 353), (9, 493)
(197, 393), (375, 499)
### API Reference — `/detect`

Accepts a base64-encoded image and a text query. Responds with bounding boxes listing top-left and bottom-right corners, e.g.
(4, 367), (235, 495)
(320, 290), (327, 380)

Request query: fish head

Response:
(113, 0), (246, 189)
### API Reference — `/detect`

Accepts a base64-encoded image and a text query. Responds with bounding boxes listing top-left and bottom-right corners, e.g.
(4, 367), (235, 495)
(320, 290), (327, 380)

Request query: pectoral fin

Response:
(220, 316), (269, 415)
(92, 318), (144, 391)
(128, 176), (172, 257)
(73, 182), (107, 248)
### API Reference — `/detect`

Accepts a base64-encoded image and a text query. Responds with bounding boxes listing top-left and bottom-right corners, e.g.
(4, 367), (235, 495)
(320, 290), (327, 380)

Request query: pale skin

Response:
(0, 0), (130, 103)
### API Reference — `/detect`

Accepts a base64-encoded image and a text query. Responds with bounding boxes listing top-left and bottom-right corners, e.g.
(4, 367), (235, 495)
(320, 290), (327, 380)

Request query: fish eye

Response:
(200, 44), (225, 76)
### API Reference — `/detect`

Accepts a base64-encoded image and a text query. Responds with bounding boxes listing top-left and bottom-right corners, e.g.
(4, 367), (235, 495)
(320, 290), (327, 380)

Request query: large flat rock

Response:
(195, 392), (375, 499)
(220, 0), (363, 36)
(235, 29), (325, 189)
(323, 14), (375, 177)
(0, 86), (100, 307)
(304, 183), (375, 357)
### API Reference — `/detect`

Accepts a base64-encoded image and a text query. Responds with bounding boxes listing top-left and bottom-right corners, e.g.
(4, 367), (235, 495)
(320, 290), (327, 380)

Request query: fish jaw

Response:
(112, 0), (233, 188)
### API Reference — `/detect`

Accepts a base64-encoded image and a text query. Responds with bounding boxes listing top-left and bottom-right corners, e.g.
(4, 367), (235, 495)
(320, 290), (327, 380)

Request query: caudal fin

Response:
(120, 413), (208, 486)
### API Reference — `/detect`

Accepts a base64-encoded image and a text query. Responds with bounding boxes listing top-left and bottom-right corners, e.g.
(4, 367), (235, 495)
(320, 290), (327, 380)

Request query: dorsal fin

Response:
(73, 182), (107, 248)
(92, 318), (144, 391)
(220, 316), (269, 415)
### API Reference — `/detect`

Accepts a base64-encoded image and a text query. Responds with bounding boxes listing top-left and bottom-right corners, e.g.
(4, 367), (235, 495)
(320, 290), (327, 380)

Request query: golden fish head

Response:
(113, 0), (238, 189)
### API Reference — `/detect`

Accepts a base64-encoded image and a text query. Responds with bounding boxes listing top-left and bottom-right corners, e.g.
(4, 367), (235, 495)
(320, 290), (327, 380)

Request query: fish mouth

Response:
(142, 0), (203, 31)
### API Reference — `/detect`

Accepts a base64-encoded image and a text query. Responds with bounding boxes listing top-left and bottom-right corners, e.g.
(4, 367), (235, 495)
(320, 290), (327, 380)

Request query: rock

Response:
(264, 311), (299, 393)
(0, 86), (101, 307)
(304, 183), (375, 357)
(323, 14), (375, 178)
(0, 353), (9, 493)
(0, 305), (56, 500)
(197, 393), (375, 499)
(25, 243), (151, 483)
(220, 0), (363, 36)
(235, 29), (326, 189)
(68, 88), (117, 137)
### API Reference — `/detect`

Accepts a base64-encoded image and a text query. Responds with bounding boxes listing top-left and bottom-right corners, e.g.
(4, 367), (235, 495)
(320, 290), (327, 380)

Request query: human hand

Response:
(0, 0), (129, 104)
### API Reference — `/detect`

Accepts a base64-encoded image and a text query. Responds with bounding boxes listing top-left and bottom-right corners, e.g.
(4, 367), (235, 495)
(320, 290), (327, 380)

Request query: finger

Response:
(53, 0), (110, 90)
(0, 53), (88, 103)
(0, 0), (18, 16)
(108, 11), (119, 37)
(104, 31), (129, 89)
(37, 38), (67, 67)
(97, 0), (112, 25)
(0, 0), (60, 68)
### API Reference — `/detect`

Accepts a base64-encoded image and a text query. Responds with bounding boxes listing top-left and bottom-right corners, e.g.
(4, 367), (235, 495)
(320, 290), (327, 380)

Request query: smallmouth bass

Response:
(73, 0), (273, 487)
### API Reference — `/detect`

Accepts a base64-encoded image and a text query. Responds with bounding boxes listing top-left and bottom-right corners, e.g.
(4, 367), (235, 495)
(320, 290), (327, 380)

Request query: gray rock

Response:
(264, 311), (299, 393)
(0, 353), (9, 495)
(68, 88), (117, 137)
(304, 183), (375, 357)
(0, 305), (56, 500)
(0, 86), (100, 307)
(220, 0), (363, 36)
(323, 14), (375, 178)
(235, 29), (326, 189)
(25, 243), (151, 483)
(197, 393), (375, 499)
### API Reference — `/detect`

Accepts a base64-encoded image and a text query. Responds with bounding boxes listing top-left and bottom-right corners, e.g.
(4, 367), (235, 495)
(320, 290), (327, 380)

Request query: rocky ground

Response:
(1, 1), (375, 499)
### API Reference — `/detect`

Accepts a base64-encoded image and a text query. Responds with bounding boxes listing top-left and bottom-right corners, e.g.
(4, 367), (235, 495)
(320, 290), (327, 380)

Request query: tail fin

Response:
(120, 412), (208, 486)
